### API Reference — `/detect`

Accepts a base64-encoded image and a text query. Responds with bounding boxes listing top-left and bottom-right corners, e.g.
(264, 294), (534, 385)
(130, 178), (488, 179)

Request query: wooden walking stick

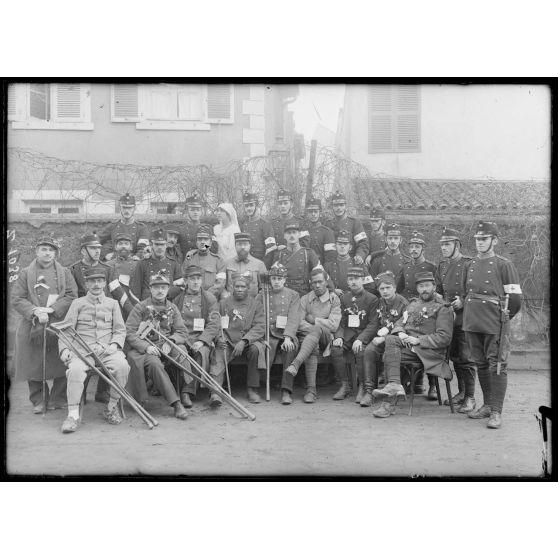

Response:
(219, 314), (232, 395)
(264, 281), (271, 402)
(42, 323), (47, 416)
(496, 294), (510, 375)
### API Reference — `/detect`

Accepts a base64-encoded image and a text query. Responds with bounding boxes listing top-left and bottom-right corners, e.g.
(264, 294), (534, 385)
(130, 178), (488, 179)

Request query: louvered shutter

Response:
(368, 85), (393, 152)
(53, 83), (90, 122)
(396, 85), (420, 152)
(8, 84), (16, 120)
(111, 84), (140, 122)
(206, 84), (234, 123)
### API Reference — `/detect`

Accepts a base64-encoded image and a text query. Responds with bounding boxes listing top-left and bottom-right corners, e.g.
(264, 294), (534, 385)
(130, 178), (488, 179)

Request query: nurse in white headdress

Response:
(214, 202), (241, 261)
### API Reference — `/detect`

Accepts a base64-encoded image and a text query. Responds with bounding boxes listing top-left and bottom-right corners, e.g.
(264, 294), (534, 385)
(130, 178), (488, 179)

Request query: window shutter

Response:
(177, 85), (203, 120)
(368, 85), (394, 153)
(30, 83), (50, 120)
(52, 83), (90, 122)
(8, 84), (16, 120)
(396, 85), (420, 152)
(206, 84), (234, 123)
(111, 84), (140, 122)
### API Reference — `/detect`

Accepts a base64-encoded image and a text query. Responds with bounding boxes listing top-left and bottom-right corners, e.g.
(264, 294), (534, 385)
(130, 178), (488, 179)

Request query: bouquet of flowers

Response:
(410, 306), (431, 327)
(345, 297), (366, 319)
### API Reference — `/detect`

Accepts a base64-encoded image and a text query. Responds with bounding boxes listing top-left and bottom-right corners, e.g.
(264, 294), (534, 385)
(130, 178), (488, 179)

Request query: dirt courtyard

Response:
(5, 362), (551, 477)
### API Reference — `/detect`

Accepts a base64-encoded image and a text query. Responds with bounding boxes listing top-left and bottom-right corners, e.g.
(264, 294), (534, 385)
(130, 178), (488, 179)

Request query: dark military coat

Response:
(396, 258), (437, 301)
(255, 286), (300, 341)
(130, 255), (182, 302)
(369, 249), (411, 282)
(182, 250), (227, 298)
(334, 289), (378, 344)
(307, 222), (336, 264)
(324, 257), (374, 293)
(98, 219), (150, 259)
(177, 216), (219, 256)
(166, 245), (184, 266)
(270, 213), (310, 249)
(69, 259), (112, 298)
(435, 254), (472, 327)
(239, 216), (277, 268)
(105, 255), (140, 319)
(273, 246), (320, 297)
(324, 214), (369, 261)
(368, 293), (409, 337)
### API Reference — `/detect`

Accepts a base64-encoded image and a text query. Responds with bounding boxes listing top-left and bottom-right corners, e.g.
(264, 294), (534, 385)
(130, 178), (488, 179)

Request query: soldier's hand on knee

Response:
(105, 343), (118, 355)
(192, 341), (204, 353)
(332, 337), (344, 348)
(60, 349), (72, 364)
(282, 337), (295, 352)
(231, 340), (246, 358)
(377, 327), (389, 337)
(146, 345), (161, 356)
(352, 340), (363, 354)
(161, 342), (171, 355)
(373, 336), (385, 346)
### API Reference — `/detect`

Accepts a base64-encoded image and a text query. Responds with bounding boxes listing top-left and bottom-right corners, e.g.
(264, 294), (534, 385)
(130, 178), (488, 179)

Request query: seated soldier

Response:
(171, 265), (221, 408)
(360, 271), (408, 407)
(125, 273), (190, 420)
(330, 266), (378, 402)
(58, 266), (130, 434)
(284, 268), (342, 403)
(372, 271), (454, 418)
(209, 274), (266, 405)
(254, 263), (301, 405)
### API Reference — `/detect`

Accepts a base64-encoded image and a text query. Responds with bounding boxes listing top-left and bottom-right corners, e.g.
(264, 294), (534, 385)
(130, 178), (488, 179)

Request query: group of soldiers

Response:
(12, 189), (522, 433)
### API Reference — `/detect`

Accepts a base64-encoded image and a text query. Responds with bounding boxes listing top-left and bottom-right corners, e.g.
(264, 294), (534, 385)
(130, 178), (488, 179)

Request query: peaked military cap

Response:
(370, 206), (385, 219)
(196, 224), (213, 238)
(385, 223), (402, 237)
(166, 228), (180, 236)
(347, 266), (365, 277)
(83, 266), (106, 280)
(80, 232), (102, 248)
(234, 232), (252, 243)
(119, 192), (136, 206)
(331, 191), (347, 203)
(114, 232), (133, 243)
(375, 270), (396, 286)
(284, 221), (300, 231)
(183, 265), (203, 277)
(277, 189), (293, 202)
(36, 236), (60, 251)
(231, 272), (252, 284)
(268, 262), (288, 277)
(305, 196), (322, 210)
(151, 228), (167, 243)
(150, 273), (170, 286)
(185, 192), (203, 206)
(415, 271), (436, 285)
(408, 231), (426, 245)
(439, 226), (460, 242)
(242, 192), (258, 204)
(336, 229), (351, 243)
(473, 220), (499, 238)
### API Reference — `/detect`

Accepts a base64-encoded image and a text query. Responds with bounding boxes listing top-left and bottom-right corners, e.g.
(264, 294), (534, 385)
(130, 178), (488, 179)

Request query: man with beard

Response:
(254, 263), (301, 405)
(166, 228), (184, 265)
(125, 273), (190, 419)
(239, 192), (277, 269)
(284, 268), (341, 403)
(177, 192), (219, 257)
(171, 265), (221, 408)
(461, 221), (522, 429)
(225, 232), (268, 298)
(209, 274), (267, 405)
(330, 267), (378, 402)
(270, 189), (310, 252)
(372, 272), (453, 419)
(305, 196), (336, 265)
(105, 232), (140, 320)
(98, 192), (150, 261)
(360, 271), (409, 407)
(12, 237), (78, 414)
(131, 228), (183, 301)
(58, 266), (130, 433)
(324, 191), (369, 264)
(368, 223), (411, 294)
(435, 226), (476, 412)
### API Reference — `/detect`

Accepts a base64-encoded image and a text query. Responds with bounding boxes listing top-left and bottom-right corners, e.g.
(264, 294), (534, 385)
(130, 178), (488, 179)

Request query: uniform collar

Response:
(86, 291), (106, 304)
(311, 290), (330, 303)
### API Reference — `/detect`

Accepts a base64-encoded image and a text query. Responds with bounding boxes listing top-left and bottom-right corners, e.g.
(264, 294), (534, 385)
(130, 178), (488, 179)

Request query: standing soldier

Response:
(271, 189), (310, 251)
(131, 228), (183, 302)
(177, 192), (218, 257)
(166, 228), (184, 266)
(369, 223), (411, 290)
(98, 192), (150, 261)
(12, 237), (78, 413)
(239, 192), (277, 269)
(69, 232), (112, 298)
(171, 265), (221, 408)
(365, 206), (387, 255)
(305, 196), (336, 264)
(105, 232), (140, 320)
(462, 221), (522, 429)
(182, 224), (227, 300)
(324, 191), (369, 264)
(273, 221), (321, 297)
(254, 263), (301, 405)
(330, 267), (378, 402)
(435, 226), (476, 412)
(324, 230), (373, 297)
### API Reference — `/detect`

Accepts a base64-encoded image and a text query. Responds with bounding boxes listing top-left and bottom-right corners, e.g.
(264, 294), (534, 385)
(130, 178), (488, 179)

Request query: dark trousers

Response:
(466, 331), (509, 413)
(450, 324), (476, 398)
(144, 354), (182, 406)
(384, 336), (423, 383)
(182, 345), (211, 396)
(210, 344), (263, 388)
(331, 342), (365, 386)
(28, 377), (67, 406)
(363, 342), (385, 391)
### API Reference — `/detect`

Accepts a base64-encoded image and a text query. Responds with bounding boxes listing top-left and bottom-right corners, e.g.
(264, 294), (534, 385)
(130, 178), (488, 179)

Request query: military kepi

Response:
(83, 266), (106, 280)
(385, 223), (402, 236)
(80, 232), (102, 247)
(439, 226), (460, 242)
(183, 265), (203, 277)
(415, 271), (436, 285)
(331, 191), (346, 203)
(305, 197), (322, 210)
(409, 230), (426, 245)
(277, 189), (293, 202)
(336, 229), (351, 243)
(234, 232), (252, 243)
(268, 263), (288, 277)
(150, 273), (170, 286)
(243, 192), (258, 204)
(347, 266), (365, 277)
(370, 206), (385, 219)
(114, 231), (133, 242)
(151, 228), (167, 242)
(474, 220), (499, 237)
(196, 224), (212, 238)
(185, 192), (202, 206)
(36, 236), (59, 251)
(284, 220), (300, 231)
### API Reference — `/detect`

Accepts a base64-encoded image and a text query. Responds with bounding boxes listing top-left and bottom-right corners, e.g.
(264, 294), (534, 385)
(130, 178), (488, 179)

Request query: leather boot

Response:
(247, 387), (261, 404)
(457, 397), (476, 414)
(372, 401), (395, 418)
(427, 376), (438, 400)
(303, 389), (317, 404)
(468, 404), (491, 419)
(180, 392), (193, 408)
(414, 370), (425, 394)
(281, 389), (292, 405)
(209, 392), (222, 407)
(355, 385), (365, 404)
(487, 411), (502, 429)
(173, 401), (188, 420)
(332, 381), (351, 400)
(360, 392), (373, 407)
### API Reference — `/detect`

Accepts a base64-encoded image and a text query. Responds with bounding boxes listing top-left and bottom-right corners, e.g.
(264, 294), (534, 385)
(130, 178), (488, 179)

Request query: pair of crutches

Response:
(47, 321), (158, 429)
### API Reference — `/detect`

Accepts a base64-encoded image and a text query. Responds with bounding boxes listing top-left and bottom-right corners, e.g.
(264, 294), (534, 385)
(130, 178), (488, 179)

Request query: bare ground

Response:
(5, 364), (551, 477)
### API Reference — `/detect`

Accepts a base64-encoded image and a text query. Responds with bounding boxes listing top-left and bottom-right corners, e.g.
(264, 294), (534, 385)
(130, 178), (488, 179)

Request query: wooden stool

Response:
(401, 362), (454, 416)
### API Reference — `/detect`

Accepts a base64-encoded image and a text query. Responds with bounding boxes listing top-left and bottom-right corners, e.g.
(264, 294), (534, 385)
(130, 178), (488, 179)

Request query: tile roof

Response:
(354, 179), (550, 213)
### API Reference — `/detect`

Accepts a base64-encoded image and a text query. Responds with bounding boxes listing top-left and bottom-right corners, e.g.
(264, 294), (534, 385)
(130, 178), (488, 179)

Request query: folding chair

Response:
(82, 369), (125, 421)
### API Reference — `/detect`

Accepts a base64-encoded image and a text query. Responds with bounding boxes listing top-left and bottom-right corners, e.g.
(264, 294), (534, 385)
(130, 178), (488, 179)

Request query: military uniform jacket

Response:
(172, 288), (220, 346)
(396, 259), (437, 301)
(271, 213), (310, 248)
(177, 216), (219, 256)
(391, 298), (454, 379)
(461, 254), (522, 335)
(435, 254), (471, 327)
(130, 255), (182, 301)
(369, 294), (409, 337)
(239, 216), (277, 268)
(98, 219), (150, 259)
(273, 246), (321, 296)
(369, 249), (411, 283)
(324, 257), (374, 293)
(325, 214), (369, 261)
(224, 255), (268, 298)
(105, 256), (140, 318)
(362, 222), (385, 254)
(69, 260), (112, 298)
(298, 289), (342, 336)
(334, 289), (378, 344)
(255, 287), (300, 340)
(166, 245), (184, 266)
(307, 222), (336, 264)
(182, 250), (227, 297)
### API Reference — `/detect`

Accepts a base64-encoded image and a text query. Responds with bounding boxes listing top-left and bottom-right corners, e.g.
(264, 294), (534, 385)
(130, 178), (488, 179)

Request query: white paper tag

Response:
(348, 315), (360, 328)
(119, 274), (130, 286)
(276, 315), (287, 329)
(221, 315), (229, 329)
(46, 294), (59, 307)
(193, 318), (205, 332)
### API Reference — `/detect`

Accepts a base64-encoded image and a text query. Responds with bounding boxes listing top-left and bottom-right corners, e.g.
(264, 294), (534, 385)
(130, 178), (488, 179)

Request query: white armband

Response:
(354, 231), (367, 243)
(503, 284), (522, 294)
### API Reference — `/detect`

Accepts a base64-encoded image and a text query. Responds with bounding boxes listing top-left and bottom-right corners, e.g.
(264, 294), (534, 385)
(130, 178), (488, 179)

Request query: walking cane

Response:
(263, 281), (271, 402)
(219, 315), (232, 395)
(42, 323), (47, 416)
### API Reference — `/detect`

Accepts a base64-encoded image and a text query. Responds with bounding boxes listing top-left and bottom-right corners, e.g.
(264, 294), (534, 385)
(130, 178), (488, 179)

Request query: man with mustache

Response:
(305, 196), (336, 265)
(177, 192), (219, 257)
(224, 232), (267, 298)
(270, 189), (310, 252)
(166, 228), (184, 265)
